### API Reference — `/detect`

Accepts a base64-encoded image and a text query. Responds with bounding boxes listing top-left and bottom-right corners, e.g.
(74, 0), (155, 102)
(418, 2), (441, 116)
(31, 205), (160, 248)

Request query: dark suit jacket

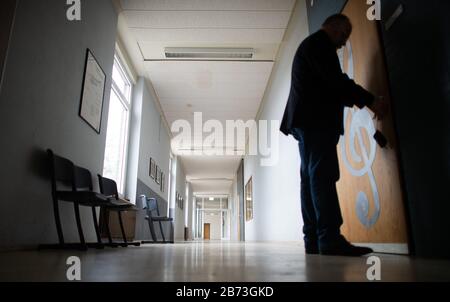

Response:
(280, 30), (374, 136)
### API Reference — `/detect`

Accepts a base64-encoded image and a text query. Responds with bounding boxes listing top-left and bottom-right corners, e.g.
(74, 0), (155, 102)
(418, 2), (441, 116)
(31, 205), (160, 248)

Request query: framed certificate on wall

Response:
(155, 166), (161, 184)
(149, 158), (156, 179)
(79, 48), (106, 134)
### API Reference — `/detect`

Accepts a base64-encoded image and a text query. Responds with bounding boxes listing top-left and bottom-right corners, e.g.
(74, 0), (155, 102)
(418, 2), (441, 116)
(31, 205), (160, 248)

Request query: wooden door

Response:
(336, 0), (409, 253)
(204, 223), (211, 240)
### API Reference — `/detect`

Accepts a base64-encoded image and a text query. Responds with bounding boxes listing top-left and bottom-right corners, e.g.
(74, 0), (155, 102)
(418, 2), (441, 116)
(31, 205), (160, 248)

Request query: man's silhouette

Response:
(281, 14), (388, 256)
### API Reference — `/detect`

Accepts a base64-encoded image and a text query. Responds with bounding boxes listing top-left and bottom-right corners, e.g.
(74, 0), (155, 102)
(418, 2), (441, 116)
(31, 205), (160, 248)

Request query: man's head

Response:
(321, 14), (352, 49)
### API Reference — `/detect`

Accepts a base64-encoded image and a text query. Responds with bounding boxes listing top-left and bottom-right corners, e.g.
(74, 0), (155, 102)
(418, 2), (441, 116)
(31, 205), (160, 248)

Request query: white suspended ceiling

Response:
(144, 60), (274, 126)
(119, 0), (295, 61)
(116, 0), (296, 194)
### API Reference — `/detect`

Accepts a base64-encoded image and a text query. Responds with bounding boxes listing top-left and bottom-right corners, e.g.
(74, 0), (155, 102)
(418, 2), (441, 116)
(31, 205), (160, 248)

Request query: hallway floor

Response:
(1, 241), (449, 282)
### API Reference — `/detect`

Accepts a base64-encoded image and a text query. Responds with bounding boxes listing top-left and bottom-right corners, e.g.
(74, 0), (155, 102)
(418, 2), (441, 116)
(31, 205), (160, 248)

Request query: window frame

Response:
(103, 54), (133, 195)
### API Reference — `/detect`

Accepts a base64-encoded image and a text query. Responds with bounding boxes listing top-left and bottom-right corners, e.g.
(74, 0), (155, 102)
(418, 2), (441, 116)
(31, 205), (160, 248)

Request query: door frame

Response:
(236, 159), (245, 241)
(0, 0), (17, 88)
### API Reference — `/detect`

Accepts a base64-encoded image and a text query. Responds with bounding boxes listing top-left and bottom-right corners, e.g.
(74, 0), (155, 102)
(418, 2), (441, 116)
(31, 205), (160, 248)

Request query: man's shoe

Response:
(320, 240), (373, 257)
(305, 248), (319, 255)
(305, 241), (319, 255)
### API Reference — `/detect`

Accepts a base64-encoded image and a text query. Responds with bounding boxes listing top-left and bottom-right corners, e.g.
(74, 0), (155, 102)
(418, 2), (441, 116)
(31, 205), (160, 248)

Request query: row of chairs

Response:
(40, 149), (173, 250)
(40, 149), (138, 250)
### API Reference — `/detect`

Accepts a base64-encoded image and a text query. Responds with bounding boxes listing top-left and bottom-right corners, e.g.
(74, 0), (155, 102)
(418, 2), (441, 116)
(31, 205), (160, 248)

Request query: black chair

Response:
(140, 195), (174, 244)
(39, 149), (110, 250)
(98, 175), (140, 247)
(73, 166), (138, 248)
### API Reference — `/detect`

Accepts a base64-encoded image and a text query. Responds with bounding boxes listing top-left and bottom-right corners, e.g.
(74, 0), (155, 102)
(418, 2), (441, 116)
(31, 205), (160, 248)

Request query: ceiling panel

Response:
(123, 11), (291, 29)
(165, 112), (257, 120)
(191, 180), (233, 195)
(132, 28), (285, 44)
(145, 61), (273, 100)
(120, 0), (296, 11)
(145, 60), (273, 73)
(148, 71), (272, 85)
(160, 98), (261, 111)
(151, 86), (266, 100)
(148, 81), (270, 99)
(183, 155), (242, 179)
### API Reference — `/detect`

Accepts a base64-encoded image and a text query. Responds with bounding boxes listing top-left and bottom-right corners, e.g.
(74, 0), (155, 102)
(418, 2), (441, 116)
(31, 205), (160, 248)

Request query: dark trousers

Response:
(292, 128), (344, 250)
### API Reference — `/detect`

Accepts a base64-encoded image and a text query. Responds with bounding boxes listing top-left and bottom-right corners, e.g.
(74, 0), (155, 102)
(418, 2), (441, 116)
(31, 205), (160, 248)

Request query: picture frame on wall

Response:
(79, 49), (106, 134)
(149, 158), (156, 179)
(155, 166), (161, 184)
(160, 172), (164, 192)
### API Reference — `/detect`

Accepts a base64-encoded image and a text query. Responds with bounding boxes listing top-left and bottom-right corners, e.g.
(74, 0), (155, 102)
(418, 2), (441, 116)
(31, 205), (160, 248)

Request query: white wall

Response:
(243, 0), (310, 241)
(131, 77), (176, 241)
(0, 0), (118, 248)
(137, 80), (171, 198)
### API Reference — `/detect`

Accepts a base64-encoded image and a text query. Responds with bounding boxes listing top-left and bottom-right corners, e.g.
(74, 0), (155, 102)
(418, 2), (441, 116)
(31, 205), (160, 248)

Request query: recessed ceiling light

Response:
(165, 47), (254, 60)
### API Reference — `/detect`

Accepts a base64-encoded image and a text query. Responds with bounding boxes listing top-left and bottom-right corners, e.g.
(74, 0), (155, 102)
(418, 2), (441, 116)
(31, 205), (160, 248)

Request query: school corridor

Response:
(1, 0), (450, 283)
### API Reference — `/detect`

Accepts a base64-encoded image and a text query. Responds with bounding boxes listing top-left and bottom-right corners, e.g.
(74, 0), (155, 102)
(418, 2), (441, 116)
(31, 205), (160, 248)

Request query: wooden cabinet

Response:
(100, 209), (136, 241)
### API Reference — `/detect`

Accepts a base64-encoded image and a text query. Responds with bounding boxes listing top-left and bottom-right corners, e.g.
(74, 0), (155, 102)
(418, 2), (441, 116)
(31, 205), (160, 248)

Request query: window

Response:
(102, 56), (132, 194)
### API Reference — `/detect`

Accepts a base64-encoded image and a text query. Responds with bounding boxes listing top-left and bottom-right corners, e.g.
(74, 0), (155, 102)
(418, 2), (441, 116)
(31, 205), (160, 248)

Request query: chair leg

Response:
(73, 202), (86, 249)
(91, 206), (104, 249)
(104, 208), (114, 245)
(158, 221), (166, 242)
(38, 199), (86, 251)
(148, 220), (158, 243)
(52, 197), (64, 245)
(118, 211), (128, 247)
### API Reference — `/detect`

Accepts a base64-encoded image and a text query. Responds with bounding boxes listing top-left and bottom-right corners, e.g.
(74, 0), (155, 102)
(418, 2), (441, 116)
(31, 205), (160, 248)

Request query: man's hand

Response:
(369, 96), (389, 120)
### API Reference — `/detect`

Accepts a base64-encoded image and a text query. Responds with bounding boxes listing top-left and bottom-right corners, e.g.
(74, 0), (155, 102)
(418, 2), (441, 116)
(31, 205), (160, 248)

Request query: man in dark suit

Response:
(281, 14), (388, 256)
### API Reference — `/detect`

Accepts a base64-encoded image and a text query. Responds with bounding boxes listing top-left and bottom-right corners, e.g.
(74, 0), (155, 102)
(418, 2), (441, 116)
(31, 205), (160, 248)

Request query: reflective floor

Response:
(1, 241), (449, 282)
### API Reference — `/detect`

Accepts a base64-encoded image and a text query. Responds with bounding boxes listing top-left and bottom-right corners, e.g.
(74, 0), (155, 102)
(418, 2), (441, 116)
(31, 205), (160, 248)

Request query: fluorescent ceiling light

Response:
(209, 197), (214, 201)
(165, 47), (254, 59)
